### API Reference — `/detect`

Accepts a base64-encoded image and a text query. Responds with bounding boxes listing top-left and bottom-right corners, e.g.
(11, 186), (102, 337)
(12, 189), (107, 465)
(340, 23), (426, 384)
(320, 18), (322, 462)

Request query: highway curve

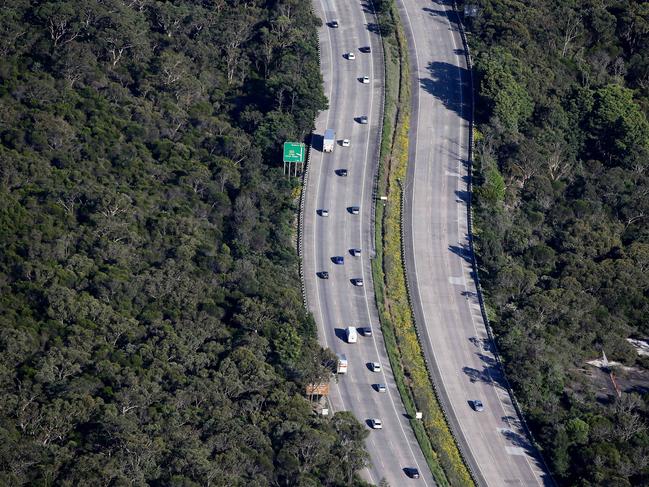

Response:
(396, 0), (553, 485)
(303, 0), (435, 484)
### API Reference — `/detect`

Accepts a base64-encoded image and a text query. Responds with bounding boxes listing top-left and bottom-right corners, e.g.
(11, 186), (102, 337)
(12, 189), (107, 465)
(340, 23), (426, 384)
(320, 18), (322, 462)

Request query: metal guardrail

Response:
(367, 0), (385, 260)
(298, 144), (312, 309)
(297, 11), (321, 310)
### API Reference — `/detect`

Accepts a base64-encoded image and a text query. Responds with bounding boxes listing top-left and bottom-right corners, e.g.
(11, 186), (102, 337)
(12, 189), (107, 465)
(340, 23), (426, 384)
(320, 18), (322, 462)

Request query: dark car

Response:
(350, 248), (361, 256)
(349, 206), (360, 215)
(360, 46), (371, 53)
(330, 20), (339, 28)
(336, 168), (348, 176)
(361, 327), (373, 337)
(332, 256), (344, 265)
(351, 278), (364, 286)
(318, 271), (329, 279)
(404, 467), (420, 479)
(471, 399), (485, 412)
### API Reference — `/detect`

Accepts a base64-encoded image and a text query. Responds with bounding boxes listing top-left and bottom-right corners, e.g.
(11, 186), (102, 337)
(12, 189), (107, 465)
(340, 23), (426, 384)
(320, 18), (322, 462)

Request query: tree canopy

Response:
(465, 0), (649, 484)
(0, 1), (368, 485)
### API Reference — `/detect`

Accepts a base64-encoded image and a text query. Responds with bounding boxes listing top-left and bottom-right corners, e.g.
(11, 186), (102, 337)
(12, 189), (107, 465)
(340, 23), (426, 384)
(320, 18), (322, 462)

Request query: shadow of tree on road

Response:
(501, 428), (532, 450)
(422, 7), (448, 18)
(462, 358), (508, 390)
(455, 189), (470, 203)
(462, 366), (490, 384)
(419, 61), (470, 121)
(501, 415), (518, 425)
(448, 244), (472, 263)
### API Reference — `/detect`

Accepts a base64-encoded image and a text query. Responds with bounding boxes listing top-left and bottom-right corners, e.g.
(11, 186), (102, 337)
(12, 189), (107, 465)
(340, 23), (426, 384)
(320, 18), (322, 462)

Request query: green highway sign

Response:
(283, 142), (305, 163)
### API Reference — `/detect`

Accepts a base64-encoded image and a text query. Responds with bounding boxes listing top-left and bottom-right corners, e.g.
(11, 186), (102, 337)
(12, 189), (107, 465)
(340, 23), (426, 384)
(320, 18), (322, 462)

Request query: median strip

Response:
(371, 1), (474, 485)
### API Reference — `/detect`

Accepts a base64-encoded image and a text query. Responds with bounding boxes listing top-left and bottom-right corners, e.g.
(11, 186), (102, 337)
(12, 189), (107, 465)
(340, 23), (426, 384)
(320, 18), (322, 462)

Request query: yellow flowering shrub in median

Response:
(375, 20), (474, 484)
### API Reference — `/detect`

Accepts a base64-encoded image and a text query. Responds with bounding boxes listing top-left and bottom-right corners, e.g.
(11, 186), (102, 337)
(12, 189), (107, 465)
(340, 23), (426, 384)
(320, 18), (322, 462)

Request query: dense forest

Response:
(465, 0), (649, 484)
(0, 0), (372, 485)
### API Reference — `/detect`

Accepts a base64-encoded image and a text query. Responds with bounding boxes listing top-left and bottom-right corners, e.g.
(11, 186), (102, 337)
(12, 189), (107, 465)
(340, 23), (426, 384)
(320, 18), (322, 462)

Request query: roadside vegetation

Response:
(0, 1), (373, 485)
(461, 0), (649, 484)
(372, 0), (473, 485)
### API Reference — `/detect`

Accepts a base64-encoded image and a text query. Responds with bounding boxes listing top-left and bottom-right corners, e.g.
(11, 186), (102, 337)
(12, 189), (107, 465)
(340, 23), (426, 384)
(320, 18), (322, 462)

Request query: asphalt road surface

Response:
(397, 0), (553, 485)
(303, 0), (435, 484)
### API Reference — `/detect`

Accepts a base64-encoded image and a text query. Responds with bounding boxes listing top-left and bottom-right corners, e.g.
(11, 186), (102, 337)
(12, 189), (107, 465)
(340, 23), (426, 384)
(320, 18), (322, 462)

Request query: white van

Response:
(346, 326), (358, 343)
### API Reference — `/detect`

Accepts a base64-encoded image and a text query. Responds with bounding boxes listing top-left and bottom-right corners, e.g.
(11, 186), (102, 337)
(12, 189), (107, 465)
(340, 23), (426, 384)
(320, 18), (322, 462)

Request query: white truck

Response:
(337, 354), (348, 374)
(323, 129), (335, 152)
(346, 326), (358, 343)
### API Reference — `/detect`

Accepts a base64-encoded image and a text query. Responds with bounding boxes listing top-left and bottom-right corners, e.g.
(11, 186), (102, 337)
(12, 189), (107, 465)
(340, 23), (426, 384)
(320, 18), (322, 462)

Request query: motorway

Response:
(397, 0), (553, 485)
(303, 0), (435, 484)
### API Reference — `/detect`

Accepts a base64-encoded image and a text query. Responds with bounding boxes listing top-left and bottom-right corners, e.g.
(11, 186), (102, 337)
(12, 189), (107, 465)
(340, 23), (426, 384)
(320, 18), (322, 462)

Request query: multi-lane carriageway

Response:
(303, 0), (554, 485)
(303, 0), (434, 484)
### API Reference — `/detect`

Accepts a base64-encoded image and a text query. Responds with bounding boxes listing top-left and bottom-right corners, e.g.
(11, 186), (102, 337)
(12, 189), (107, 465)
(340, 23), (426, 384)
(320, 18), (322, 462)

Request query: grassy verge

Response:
(372, 2), (474, 486)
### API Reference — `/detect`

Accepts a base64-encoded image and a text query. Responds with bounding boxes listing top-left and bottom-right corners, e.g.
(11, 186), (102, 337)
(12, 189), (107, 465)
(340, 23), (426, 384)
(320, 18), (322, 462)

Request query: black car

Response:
(318, 271), (329, 279)
(330, 20), (339, 28)
(360, 46), (371, 53)
(349, 206), (360, 215)
(404, 467), (420, 479)
(332, 256), (344, 265)
(336, 168), (348, 176)
(361, 327), (373, 337)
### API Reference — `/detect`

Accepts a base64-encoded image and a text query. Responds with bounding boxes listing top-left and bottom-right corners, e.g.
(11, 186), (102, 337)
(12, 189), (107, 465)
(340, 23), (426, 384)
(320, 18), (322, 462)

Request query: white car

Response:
(361, 75), (369, 84)
(369, 418), (383, 429)
(351, 278), (364, 286)
(347, 52), (355, 60)
(350, 248), (361, 256)
(376, 384), (387, 393)
(370, 362), (381, 372)
(342, 139), (350, 147)
(359, 115), (368, 124)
